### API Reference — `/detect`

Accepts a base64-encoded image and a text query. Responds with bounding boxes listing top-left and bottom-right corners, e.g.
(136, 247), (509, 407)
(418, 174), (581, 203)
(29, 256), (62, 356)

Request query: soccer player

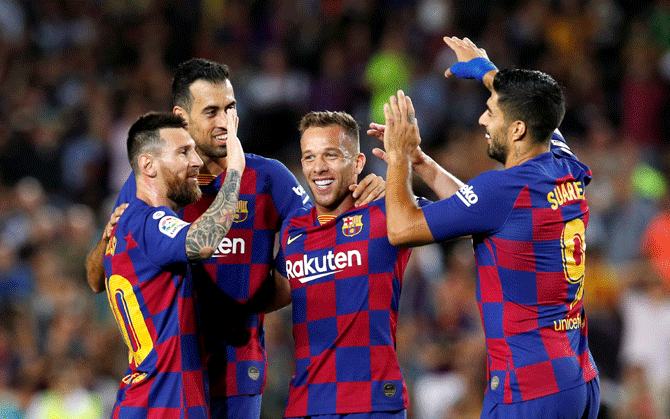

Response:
(379, 37), (600, 418)
(86, 59), (385, 419)
(103, 111), (245, 418)
(272, 111), (430, 419)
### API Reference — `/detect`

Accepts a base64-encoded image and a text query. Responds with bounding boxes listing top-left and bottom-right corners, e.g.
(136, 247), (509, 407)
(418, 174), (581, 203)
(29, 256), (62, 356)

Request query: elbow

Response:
(91, 285), (105, 294)
(88, 279), (106, 294)
(193, 247), (215, 261)
(387, 227), (412, 248)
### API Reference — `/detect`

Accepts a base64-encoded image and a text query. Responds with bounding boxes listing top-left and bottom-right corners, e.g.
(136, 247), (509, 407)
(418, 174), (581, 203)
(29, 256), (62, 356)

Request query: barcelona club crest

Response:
(234, 201), (248, 223)
(342, 215), (363, 237)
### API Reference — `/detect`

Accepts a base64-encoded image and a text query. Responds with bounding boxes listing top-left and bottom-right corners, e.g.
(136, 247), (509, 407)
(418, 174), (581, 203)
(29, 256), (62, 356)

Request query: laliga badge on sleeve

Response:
(158, 216), (189, 238)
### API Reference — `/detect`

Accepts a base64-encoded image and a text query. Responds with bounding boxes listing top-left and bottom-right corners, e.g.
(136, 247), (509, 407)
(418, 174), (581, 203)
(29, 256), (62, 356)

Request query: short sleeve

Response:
(422, 171), (515, 242)
(275, 241), (287, 278)
(550, 129), (578, 160)
(265, 158), (312, 223)
(138, 207), (192, 267)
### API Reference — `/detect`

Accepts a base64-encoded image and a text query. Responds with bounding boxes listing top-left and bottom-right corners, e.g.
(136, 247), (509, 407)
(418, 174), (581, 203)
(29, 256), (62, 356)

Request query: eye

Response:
(302, 155), (314, 162)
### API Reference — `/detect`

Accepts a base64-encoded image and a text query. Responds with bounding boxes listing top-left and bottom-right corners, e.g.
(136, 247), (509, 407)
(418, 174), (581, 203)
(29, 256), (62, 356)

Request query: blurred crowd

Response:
(1, 0), (670, 418)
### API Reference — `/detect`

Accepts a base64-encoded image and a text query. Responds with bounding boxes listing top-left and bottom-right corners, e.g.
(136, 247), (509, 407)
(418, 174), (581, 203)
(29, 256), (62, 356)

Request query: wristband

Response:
(449, 57), (498, 83)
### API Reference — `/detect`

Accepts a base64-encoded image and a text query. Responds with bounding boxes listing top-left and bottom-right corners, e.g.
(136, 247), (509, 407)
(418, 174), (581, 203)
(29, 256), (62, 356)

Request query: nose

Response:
(478, 110), (487, 127)
(312, 154), (328, 173)
(190, 150), (203, 169)
(215, 111), (229, 129)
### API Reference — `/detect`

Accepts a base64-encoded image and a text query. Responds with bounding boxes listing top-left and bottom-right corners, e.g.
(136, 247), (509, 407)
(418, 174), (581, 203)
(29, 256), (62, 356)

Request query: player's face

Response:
(479, 91), (509, 165)
(301, 125), (365, 213)
(180, 79), (237, 159)
(158, 128), (203, 208)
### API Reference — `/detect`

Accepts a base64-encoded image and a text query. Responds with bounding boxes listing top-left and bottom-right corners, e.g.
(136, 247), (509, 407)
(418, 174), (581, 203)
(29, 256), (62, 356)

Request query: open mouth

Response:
(313, 179), (334, 190)
(214, 133), (228, 144)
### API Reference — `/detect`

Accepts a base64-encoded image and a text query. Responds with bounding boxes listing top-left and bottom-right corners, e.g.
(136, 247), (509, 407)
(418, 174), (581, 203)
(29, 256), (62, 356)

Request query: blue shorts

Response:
(211, 394), (262, 419)
(286, 410), (406, 419)
(481, 377), (600, 419)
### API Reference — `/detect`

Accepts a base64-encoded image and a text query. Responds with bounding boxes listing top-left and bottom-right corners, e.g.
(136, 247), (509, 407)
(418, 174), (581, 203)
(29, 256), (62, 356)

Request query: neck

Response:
(135, 177), (180, 212)
(504, 140), (550, 169)
(315, 194), (356, 218)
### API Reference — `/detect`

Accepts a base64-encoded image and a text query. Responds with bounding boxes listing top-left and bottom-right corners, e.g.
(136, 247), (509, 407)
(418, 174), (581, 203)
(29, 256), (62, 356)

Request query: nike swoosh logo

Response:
(299, 270), (342, 283)
(287, 234), (303, 245)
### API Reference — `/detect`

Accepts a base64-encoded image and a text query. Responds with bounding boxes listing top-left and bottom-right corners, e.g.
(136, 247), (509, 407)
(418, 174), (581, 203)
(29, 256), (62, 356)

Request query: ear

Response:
(173, 106), (189, 127)
(354, 152), (366, 175)
(138, 154), (158, 178)
(510, 120), (527, 142)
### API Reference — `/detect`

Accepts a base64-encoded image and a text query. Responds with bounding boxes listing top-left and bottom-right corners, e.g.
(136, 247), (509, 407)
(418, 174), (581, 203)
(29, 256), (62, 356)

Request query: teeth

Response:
(215, 134), (228, 140)
(315, 180), (333, 187)
(485, 133), (491, 139)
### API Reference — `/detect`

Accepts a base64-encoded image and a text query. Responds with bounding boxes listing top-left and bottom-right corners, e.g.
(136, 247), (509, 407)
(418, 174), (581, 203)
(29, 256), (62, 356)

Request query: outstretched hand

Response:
(368, 122), (424, 166)
(383, 90), (421, 158)
(443, 36), (497, 85)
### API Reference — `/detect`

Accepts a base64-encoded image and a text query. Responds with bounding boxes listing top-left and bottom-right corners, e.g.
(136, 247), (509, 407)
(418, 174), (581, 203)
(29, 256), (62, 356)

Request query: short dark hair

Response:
(299, 111), (360, 152)
(492, 68), (565, 143)
(127, 112), (187, 175)
(171, 58), (230, 111)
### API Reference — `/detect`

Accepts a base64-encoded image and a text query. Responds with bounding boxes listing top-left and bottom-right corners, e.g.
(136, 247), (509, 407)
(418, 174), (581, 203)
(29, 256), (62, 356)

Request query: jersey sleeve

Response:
(550, 129), (578, 160)
(274, 216), (293, 278)
(138, 207), (192, 267)
(266, 158), (312, 224)
(115, 173), (137, 207)
(422, 171), (514, 242)
(275, 240), (287, 278)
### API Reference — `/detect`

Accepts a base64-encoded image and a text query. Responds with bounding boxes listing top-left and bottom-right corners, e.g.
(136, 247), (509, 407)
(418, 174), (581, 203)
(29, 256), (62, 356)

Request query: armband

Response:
(449, 57), (498, 83)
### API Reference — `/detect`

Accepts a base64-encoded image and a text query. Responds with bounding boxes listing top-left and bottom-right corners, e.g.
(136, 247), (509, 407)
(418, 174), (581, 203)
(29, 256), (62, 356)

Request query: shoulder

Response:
(244, 153), (291, 174)
(123, 201), (184, 237)
(285, 205), (314, 227)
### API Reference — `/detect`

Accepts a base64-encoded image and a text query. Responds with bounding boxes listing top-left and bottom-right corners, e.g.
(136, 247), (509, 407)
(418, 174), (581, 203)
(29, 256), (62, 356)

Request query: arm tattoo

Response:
(185, 169), (242, 260)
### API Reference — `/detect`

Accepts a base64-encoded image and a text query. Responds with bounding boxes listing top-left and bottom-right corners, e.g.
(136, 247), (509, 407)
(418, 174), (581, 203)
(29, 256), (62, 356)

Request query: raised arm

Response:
(383, 90), (437, 247)
(368, 123), (464, 200)
(85, 203), (128, 293)
(185, 108), (246, 260)
(443, 36), (499, 93)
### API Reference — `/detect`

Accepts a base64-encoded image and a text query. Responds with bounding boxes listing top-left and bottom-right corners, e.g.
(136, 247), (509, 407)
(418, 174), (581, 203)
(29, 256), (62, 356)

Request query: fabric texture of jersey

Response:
(422, 132), (598, 404)
(103, 198), (208, 419)
(116, 153), (311, 400)
(276, 198), (427, 416)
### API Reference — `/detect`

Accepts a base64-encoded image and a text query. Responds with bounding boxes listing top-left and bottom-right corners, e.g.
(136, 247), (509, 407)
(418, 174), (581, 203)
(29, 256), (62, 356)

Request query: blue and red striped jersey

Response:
(276, 198), (427, 416)
(116, 153), (311, 398)
(103, 198), (209, 419)
(422, 132), (598, 403)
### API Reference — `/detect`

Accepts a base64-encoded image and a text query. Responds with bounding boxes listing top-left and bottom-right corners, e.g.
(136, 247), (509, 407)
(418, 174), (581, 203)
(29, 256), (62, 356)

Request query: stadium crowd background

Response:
(0, 0), (669, 417)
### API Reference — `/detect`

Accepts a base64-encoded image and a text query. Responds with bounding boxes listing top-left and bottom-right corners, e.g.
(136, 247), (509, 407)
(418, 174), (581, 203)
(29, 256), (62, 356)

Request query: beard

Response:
(197, 140), (227, 159)
(487, 132), (508, 165)
(163, 166), (202, 209)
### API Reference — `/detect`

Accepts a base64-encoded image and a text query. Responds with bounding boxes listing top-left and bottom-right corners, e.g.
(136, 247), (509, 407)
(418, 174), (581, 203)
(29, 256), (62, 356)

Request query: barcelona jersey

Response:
(422, 132), (598, 403)
(276, 198), (428, 416)
(116, 154), (311, 398)
(103, 198), (208, 419)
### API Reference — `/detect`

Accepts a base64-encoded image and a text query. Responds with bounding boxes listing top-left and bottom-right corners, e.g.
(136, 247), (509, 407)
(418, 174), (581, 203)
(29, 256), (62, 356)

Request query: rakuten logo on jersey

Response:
(286, 250), (362, 283)
(212, 237), (246, 257)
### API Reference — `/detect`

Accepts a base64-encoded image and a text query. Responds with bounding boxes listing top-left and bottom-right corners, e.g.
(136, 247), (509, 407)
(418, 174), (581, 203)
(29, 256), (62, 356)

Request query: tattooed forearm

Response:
(185, 169), (242, 260)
